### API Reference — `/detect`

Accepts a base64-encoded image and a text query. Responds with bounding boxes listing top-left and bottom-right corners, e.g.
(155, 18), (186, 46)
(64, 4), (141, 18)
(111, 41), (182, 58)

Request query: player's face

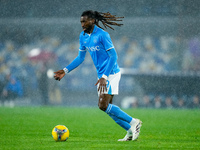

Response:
(80, 16), (95, 33)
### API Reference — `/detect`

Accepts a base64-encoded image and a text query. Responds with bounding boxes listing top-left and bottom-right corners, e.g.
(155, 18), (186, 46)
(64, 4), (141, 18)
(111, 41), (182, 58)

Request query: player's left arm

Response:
(95, 48), (117, 94)
(103, 48), (118, 77)
(101, 31), (118, 78)
(95, 32), (118, 94)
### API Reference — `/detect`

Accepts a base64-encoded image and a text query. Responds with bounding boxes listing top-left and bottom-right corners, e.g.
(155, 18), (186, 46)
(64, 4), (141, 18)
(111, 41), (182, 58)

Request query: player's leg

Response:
(98, 94), (132, 124)
(98, 94), (112, 111)
(103, 97), (142, 141)
(97, 72), (142, 141)
(107, 95), (132, 131)
(98, 94), (134, 123)
(98, 94), (131, 128)
(98, 94), (134, 141)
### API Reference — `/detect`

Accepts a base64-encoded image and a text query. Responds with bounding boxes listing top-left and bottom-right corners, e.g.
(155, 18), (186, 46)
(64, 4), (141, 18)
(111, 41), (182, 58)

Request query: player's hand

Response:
(95, 78), (107, 94)
(54, 70), (65, 81)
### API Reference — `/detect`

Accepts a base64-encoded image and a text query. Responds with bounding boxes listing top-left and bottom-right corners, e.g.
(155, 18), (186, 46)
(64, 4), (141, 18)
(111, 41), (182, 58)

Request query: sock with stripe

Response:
(108, 113), (131, 131)
(105, 104), (133, 130)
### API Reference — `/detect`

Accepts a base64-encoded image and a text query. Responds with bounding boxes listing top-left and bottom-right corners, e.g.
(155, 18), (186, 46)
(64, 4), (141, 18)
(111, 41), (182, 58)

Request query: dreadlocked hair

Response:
(81, 10), (124, 30)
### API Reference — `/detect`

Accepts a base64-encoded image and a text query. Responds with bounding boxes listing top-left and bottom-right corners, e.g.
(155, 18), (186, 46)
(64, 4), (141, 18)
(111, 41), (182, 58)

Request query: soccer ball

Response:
(52, 125), (69, 141)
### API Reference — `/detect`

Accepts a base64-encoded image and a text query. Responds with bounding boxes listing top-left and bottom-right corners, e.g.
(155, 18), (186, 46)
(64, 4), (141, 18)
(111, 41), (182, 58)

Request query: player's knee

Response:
(98, 96), (108, 111)
(98, 103), (108, 111)
(98, 104), (108, 111)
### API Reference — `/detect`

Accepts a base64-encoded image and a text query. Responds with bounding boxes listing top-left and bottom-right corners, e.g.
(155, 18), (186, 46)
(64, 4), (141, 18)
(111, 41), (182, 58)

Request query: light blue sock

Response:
(108, 113), (131, 131)
(105, 104), (132, 124)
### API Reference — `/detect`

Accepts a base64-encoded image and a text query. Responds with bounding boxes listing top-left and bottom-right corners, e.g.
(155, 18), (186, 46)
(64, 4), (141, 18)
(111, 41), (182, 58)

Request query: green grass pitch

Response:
(0, 107), (199, 150)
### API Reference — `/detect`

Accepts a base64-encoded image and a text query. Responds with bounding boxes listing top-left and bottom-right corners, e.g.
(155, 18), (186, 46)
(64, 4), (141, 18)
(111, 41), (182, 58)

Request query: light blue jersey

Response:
(79, 25), (120, 78)
(65, 25), (120, 78)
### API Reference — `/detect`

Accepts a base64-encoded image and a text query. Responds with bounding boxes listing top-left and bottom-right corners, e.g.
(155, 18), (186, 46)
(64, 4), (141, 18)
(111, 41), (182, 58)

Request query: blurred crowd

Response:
(121, 94), (200, 109)
(116, 36), (200, 72)
(0, 36), (200, 108)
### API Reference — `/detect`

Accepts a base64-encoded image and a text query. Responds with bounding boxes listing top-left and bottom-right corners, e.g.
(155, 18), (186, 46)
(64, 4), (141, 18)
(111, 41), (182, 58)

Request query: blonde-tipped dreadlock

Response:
(81, 10), (124, 30)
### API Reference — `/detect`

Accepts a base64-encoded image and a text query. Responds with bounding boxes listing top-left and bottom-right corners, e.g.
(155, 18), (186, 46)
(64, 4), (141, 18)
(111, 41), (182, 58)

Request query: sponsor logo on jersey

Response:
(86, 46), (100, 52)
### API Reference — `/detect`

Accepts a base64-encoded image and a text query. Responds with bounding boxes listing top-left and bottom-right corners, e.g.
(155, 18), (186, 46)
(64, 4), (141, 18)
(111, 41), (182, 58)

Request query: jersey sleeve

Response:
(65, 50), (86, 72)
(103, 48), (118, 77)
(100, 32), (114, 51)
(100, 31), (118, 77)
(64, 33), (86, 73)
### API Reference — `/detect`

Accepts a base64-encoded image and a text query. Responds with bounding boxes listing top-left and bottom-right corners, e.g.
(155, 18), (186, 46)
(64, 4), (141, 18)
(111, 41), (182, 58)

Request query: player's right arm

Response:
(54, 33), (86, 81)
(54, 50), (86, 81)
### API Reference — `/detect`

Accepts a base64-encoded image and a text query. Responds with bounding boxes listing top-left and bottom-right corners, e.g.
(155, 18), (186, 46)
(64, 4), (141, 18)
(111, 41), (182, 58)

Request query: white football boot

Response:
(131, 119), (142, 141)
(118, 133), (132, 141)
(118, 119), (142, 141)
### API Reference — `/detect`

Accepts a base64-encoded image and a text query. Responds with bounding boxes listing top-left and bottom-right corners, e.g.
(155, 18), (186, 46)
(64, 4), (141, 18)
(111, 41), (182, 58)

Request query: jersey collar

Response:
(92, 25), (98, 34)
(84, 25), (98, 36)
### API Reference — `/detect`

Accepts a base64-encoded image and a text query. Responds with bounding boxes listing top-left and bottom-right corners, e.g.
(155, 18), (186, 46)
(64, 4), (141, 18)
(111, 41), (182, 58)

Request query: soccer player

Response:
(54, 10), (142, 141)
